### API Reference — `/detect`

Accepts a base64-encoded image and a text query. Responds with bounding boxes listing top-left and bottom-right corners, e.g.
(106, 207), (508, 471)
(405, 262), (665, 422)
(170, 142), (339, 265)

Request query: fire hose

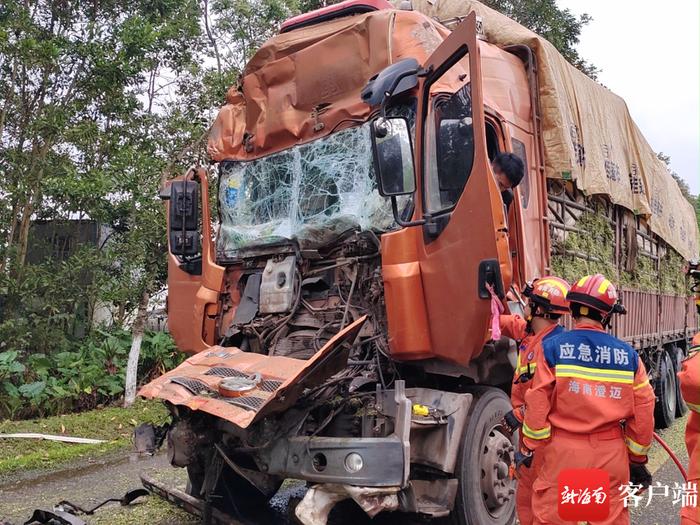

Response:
(654, 431), (688, 481)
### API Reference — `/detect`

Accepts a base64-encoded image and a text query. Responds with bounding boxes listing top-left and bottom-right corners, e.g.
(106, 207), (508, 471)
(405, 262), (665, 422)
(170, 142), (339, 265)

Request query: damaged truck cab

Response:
(140, 3), (562, 524)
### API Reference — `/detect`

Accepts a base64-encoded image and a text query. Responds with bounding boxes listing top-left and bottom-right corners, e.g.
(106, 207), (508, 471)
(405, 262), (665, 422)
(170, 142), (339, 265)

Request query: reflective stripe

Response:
(538, 278), (569, 296)
(633, 379), (650, 390)
(523, 422), (551, 440)
(597, 279), (611, 294)
(625, 436), (651, 456)
(555, 364), (634, 384)
(517, 362), (537, 375)
(577, 276), (590, 287)
(687, 400), (700, 414)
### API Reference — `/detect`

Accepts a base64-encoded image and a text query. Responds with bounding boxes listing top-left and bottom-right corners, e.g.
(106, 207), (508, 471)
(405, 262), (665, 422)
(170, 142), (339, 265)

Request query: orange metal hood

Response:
(139, 317), (366, 429)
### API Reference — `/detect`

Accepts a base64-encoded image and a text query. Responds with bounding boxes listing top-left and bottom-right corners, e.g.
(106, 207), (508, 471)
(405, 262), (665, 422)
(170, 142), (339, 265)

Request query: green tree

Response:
(0, 0), (201, 354)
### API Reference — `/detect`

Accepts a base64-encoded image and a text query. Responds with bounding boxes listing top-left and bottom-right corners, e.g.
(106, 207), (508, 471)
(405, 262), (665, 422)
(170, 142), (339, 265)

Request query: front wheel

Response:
(671, 345), (688, 417)
(654, 351), (677, 429)
(449, 387), (516, 525)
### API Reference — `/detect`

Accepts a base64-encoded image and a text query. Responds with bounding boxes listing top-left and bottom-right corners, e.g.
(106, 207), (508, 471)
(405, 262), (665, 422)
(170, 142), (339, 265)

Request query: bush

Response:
(0, 328), (184, 420)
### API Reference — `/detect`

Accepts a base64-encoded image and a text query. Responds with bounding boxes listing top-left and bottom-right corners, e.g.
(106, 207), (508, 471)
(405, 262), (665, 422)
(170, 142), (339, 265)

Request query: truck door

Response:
(416, 13), (511, 366)
(166, 170), (225, 353)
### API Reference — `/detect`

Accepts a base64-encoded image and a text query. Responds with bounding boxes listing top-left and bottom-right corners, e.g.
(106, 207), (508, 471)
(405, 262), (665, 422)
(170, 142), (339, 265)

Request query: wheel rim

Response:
(479, 425), (516, 518)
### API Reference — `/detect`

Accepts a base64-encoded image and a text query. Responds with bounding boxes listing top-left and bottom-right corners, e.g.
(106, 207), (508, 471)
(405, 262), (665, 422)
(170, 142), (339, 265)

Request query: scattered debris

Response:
(132, 423), (168, 455)
(56, 488), (150, 515)
(140, 474), (237, 524)
(23, 508), (86, 525)
(22, 489), (149, 525)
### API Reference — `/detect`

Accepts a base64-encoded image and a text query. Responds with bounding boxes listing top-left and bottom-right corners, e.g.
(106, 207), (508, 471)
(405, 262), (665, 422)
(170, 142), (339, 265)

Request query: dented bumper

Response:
(261, 435), (406, 486)
(138, 317), (367, 429)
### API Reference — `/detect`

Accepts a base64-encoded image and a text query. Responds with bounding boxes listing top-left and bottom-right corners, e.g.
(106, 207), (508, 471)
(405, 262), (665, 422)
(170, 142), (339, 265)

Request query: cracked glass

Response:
(217, 122), (403, 258)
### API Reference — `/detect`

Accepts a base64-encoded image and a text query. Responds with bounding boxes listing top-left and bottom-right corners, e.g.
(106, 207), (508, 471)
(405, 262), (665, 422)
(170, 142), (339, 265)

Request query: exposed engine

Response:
(218, 228), (395, 401)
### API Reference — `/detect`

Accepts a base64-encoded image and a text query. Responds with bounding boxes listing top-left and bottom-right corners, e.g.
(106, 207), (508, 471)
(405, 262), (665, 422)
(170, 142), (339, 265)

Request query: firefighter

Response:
(521, 273), (656, 525)
(499, 277), (571, 525)
(678, 332), (700, 524)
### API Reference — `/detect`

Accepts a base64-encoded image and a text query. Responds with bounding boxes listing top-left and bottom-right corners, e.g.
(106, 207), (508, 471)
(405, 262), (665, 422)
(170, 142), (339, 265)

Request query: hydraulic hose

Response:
(653, 431), (687, 481)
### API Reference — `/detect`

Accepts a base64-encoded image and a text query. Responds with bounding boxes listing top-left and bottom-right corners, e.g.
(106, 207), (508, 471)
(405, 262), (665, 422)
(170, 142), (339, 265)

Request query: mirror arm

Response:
(379, 67), (427, 115)
(391, 196), (425, 227)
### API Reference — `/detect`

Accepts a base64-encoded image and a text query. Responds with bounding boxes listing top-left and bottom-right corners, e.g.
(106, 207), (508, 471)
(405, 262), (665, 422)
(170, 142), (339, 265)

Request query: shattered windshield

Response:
(217, 122), (402, 258)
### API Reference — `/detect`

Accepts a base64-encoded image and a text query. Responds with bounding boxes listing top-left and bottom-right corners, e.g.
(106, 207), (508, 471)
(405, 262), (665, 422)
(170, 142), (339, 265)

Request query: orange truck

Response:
(140, 1), (700, 523)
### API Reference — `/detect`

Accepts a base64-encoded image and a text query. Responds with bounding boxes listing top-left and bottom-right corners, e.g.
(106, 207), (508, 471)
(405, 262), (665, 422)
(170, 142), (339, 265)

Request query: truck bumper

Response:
(257, 379), (411, 487)
(261, 435), (406, 486)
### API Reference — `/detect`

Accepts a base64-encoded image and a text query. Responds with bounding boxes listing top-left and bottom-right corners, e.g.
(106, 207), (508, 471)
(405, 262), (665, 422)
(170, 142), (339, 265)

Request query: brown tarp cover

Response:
(394, 0), (698, 260)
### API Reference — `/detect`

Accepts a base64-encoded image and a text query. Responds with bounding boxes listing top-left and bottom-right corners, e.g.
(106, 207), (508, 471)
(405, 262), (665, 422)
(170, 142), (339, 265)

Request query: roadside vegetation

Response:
(0, 398), (168, 477)
(90, 496), (199, 525)
(0, 329), (182, 419)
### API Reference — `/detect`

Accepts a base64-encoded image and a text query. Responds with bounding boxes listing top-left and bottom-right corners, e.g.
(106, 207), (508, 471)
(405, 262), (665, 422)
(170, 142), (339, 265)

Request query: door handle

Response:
(478, 259), (505, 299)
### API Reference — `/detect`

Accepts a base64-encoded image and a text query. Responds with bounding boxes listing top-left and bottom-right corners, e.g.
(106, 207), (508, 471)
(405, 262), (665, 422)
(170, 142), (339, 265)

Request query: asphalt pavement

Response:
(631, 413), (689, 525)
(0, 414), (691, 524)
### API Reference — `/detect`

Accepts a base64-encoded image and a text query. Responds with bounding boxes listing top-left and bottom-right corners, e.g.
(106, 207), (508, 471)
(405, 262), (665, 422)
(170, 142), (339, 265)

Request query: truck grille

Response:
(225, 396), (266, 411)
(204, 367), (248, 378)
(169, 377), (215, 395)
(169, 375), (269, 413)
(259, 379), (283, 392)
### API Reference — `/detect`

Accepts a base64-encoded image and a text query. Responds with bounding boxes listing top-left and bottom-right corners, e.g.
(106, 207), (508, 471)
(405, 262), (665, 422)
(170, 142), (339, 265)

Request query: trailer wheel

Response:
(450, 387), (516, 525)
(671, 346), (688, 417)
(654, 351), (677, 429)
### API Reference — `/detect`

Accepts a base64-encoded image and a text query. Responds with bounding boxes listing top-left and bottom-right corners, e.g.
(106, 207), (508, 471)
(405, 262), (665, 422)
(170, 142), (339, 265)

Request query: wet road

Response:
(0, 451), (194, 524)
(0, 414), (692, 524)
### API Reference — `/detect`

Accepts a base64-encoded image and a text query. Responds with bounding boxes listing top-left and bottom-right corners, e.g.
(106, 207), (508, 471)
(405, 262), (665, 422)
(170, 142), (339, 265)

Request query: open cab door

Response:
(164, 168), (225, 353)
(414, 13), (511, 366)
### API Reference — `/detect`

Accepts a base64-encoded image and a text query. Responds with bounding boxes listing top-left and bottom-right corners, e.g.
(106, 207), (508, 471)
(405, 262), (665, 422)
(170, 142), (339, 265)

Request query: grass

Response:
(0, 398), (168, 477)
(90, 495), (200, 525)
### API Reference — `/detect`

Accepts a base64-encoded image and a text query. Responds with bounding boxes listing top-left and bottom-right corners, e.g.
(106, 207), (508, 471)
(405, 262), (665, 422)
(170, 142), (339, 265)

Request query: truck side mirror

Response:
(371, 117), (416, 197)
(361, 58), (420, 108)
(168, 180), (200, 256)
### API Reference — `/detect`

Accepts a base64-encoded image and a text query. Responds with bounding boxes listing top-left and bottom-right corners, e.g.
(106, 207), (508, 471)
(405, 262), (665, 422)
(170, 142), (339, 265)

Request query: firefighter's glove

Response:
(501, 410), (522, 435)
(515, 447), (533, 470)
(629, 463), (652, 490)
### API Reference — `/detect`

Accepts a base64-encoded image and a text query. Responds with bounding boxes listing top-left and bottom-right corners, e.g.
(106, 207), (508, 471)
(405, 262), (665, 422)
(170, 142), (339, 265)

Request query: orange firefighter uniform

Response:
(499, 277), (571, 525)
(500, 314), (564, 525)
(678, 333), (700, 524)
(522, 322), (655, 524)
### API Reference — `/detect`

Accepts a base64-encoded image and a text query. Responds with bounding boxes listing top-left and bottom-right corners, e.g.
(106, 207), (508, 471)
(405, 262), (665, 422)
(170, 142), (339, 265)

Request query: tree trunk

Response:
(123, 290), (150, 407)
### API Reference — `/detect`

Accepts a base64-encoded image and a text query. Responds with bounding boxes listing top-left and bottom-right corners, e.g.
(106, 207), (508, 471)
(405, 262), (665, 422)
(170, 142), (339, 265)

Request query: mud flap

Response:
(138, 316), (367, 429)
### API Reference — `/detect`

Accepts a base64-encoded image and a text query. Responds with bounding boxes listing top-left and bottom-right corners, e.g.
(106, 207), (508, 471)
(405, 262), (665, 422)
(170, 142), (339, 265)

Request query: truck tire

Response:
(654, 351), (677, 429)
(449, 387), (516, 525)
(671, 346), (688, 417)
